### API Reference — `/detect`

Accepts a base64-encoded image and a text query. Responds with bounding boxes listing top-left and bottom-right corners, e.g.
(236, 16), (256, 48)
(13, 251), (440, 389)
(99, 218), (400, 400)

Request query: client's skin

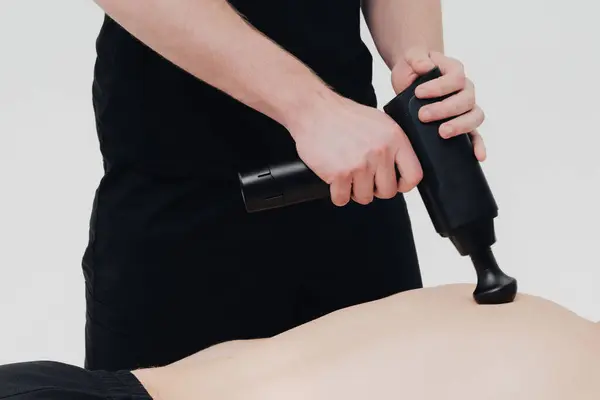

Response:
(134, 284), (600, 400)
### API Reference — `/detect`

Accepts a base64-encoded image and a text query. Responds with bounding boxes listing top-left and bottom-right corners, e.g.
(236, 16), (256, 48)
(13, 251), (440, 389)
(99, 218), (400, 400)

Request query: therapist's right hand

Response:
(288, 95), (423, 207)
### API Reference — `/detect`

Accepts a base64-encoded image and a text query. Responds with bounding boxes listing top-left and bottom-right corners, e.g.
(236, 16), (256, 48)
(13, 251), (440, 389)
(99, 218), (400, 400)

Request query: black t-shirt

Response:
(92, 0), (377, 180)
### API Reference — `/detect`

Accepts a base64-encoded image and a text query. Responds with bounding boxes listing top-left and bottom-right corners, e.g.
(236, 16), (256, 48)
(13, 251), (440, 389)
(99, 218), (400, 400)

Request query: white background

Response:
(1, 1), (599, 367)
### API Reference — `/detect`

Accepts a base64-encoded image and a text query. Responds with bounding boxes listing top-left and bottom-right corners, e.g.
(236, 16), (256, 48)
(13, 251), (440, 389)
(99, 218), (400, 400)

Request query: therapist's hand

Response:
(290, 94), (423, 207)
(391, 47), (487, 162)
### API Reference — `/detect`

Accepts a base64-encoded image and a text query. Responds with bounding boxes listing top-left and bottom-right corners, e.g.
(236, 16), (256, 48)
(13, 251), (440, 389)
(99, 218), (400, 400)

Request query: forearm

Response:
(93, 0), (338, 130)
(362, 0), (444, 68)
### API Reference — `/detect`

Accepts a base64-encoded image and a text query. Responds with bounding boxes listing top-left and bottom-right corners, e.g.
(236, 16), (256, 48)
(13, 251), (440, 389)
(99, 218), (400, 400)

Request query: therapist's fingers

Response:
(403, 47), (437, 75)
(469, 129), (487, 161)
(395, 135), (423, 193)
(351, 163), (376, 205)
(330, 174), (352, 206)
(374, 151), (398, 200)
(438, 106), (485, 139)
(415, 53), (467, 98)
(419, 79), (476, 123)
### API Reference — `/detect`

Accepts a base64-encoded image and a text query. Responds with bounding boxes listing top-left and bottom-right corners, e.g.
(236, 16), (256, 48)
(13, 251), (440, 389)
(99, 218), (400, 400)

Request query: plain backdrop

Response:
(1, 1), (599, 367)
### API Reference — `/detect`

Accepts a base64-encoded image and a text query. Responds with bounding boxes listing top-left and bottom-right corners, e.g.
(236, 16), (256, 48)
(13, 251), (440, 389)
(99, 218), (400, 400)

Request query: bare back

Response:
(161, 284), (600, 400)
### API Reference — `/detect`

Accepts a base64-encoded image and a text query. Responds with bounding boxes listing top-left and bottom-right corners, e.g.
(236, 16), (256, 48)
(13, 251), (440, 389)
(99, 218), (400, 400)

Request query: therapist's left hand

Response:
(391, 47), (487, 162)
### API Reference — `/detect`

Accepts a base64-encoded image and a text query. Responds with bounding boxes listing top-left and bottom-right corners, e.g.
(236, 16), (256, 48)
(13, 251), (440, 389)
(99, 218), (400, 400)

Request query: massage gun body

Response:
(383, 70), (499, 256)
(238, 68), (517, 305)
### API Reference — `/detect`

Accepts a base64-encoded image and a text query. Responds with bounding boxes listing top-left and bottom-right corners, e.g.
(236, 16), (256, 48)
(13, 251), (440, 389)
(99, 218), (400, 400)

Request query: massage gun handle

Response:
(239, 159), (329, 212)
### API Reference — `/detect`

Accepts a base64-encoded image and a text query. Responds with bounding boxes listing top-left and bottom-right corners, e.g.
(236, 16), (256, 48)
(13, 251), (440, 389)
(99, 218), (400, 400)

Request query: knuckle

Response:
(352, 160), (369, 174)
(477, 105), (485, 117)
(476, 108), (486, 125)
(466, 93), (477, 109)
(427, 85), (441, 97)
(323, 171), (338, 185)
(333, 171), (351, 182)
(408, 170), (424, 187)
(452, 58), (465, 72)
(425, 105), (439, 118)
(370, 145), (387, 160)
(454, 73), (467, 88)
(416, 58), (432, 69)
(390, 124), (404, 138)
(466, 77), (475, 90)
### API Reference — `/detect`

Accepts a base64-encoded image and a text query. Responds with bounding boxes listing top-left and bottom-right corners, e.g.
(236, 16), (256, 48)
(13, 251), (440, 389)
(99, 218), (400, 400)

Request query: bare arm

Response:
(361, 0), (444, 69)
(93, 0), (338, 131)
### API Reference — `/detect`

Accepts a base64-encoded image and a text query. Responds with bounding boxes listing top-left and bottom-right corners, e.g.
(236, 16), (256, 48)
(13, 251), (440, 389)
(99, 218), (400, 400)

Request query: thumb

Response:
(391, 47), (436, 94)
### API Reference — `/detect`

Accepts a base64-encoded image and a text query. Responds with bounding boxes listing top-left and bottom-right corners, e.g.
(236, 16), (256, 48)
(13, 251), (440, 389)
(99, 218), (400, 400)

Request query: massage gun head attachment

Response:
(446, 219), (518, 305)
(470, 247), (518, 305)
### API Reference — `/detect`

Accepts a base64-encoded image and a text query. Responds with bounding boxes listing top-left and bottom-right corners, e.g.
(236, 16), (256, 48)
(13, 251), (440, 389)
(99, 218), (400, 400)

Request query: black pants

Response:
(82, 166), (422, 371)
(0, 361), (149, 400)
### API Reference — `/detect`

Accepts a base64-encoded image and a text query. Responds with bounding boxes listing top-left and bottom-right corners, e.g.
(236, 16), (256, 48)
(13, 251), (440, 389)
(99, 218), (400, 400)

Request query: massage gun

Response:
(238, 67), (518, 305)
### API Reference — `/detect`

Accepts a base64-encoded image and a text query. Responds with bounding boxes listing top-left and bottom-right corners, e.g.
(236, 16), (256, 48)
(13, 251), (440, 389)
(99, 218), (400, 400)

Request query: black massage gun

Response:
(238, 67), (518, 305)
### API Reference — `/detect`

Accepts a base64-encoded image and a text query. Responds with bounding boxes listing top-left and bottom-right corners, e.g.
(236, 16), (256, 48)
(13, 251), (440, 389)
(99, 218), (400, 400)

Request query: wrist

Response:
(275, 77), (344, 137)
